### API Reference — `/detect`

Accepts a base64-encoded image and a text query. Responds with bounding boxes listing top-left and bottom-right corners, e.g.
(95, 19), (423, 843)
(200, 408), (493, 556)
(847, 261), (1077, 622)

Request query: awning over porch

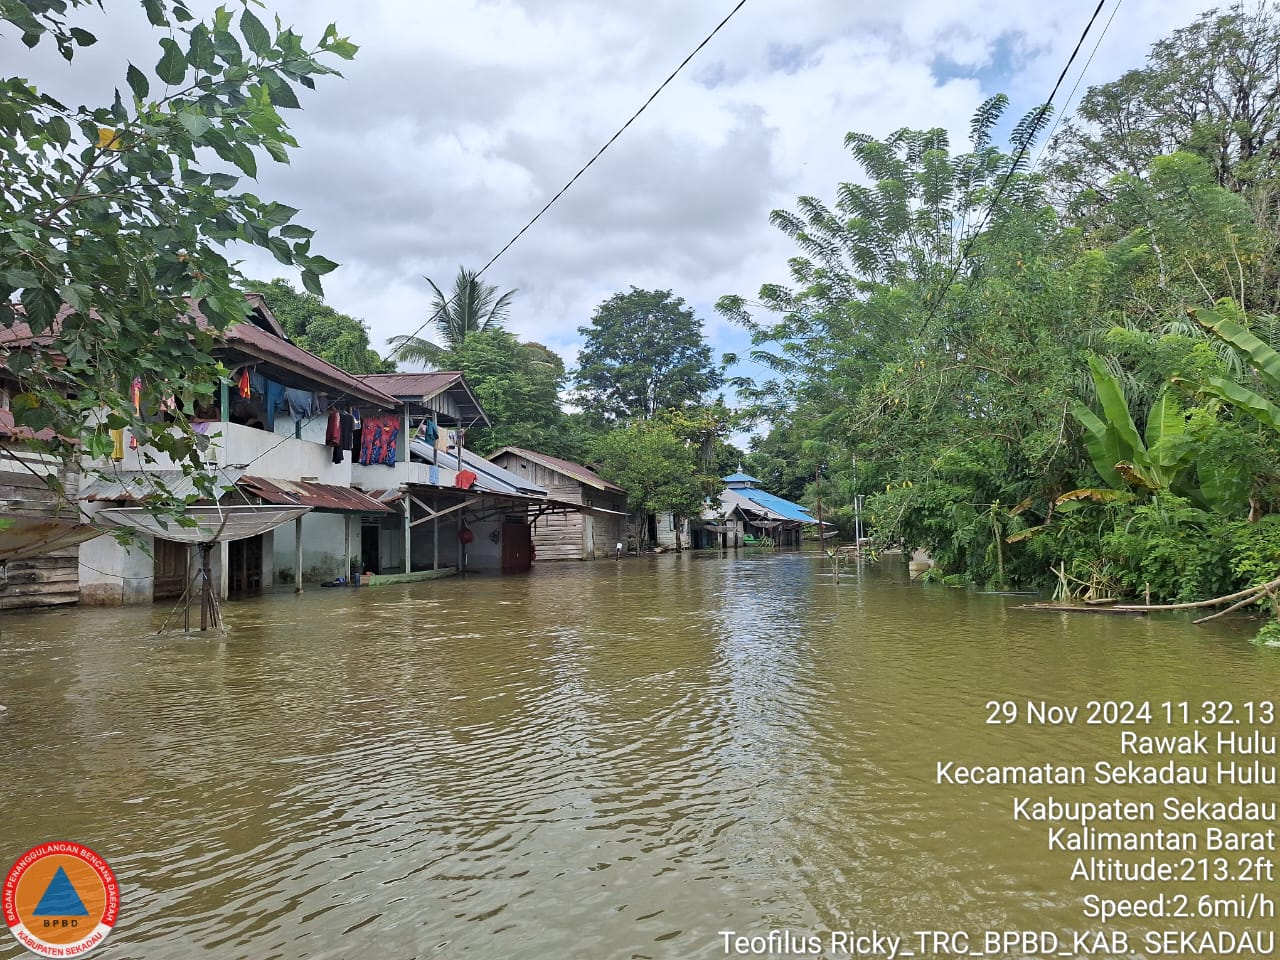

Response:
(238, 476), (394, 513)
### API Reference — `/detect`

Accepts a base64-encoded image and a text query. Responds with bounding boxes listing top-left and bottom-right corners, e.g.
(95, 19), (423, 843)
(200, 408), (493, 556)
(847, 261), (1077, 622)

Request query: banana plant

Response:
(1191, 305), (1280, 433)
(1071, 354), (1194, 493)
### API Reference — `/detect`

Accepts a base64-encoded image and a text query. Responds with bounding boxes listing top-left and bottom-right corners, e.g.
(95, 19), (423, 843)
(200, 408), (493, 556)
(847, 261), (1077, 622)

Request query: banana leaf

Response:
(1143, 387), (1186, 464)
(1070, 401), (1124, 489)
(1196, 307), (1280, 393)
(1086, 354), (1144, 460)
(1198, 376), (1280, 432)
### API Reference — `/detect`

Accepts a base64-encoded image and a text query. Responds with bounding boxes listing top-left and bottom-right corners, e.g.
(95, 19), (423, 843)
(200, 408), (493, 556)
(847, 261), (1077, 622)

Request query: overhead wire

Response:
(384, 0), (751, 364)
(915, 0), (1114, 337)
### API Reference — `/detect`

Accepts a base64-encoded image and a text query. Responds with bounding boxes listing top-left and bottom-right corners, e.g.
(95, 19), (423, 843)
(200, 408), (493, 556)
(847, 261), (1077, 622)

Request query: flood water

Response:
(1, 551), (1277, 959)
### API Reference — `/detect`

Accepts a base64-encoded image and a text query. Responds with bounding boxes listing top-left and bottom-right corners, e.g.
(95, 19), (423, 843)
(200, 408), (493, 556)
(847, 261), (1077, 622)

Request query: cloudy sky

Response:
(7, 0), (1221, 377)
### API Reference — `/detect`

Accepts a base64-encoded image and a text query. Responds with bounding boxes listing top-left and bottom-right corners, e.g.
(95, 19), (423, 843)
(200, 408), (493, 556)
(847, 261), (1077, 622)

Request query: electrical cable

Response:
(384, 0), (751, 363)
(915, 0), (1112, 337)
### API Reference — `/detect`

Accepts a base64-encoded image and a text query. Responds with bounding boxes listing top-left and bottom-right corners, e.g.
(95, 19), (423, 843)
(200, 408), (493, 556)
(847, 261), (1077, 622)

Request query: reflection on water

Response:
(0, 552), (1276, 958)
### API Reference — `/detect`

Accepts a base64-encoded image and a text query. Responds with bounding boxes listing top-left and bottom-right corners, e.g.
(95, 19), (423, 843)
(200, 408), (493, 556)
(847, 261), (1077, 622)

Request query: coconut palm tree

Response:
(386, 267), (516, 368)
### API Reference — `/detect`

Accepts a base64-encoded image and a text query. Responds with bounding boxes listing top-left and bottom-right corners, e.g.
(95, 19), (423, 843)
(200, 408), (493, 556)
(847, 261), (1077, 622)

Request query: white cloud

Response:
(3, 0), (1219, 375)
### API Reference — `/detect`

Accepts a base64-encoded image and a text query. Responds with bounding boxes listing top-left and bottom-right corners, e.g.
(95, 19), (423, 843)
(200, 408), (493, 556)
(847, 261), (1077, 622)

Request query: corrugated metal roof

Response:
(359, 372), (489, 425)
(722, 471), (759, 483)
(212, 314), (398, 408)
(718, 487), (816, 524)
(80, 468), (246, 502)
(488, 446), (624, 494)
(238, 476), (393, 512)
(410, 439), (546, 496)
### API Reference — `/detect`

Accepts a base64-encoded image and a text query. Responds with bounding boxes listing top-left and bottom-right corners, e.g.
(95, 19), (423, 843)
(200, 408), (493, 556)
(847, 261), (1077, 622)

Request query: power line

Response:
(1031, 0), (1122, 173)
(916, 0), (1113, 337)
(385, 0), (751, 363)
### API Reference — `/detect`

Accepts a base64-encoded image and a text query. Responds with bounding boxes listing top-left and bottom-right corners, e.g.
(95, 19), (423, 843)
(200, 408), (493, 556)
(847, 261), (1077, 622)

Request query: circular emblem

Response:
(4, 843), (119, 957)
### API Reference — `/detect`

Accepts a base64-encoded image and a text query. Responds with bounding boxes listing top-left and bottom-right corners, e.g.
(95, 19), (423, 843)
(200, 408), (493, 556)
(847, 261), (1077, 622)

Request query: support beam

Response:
(294, 515), (303, 594)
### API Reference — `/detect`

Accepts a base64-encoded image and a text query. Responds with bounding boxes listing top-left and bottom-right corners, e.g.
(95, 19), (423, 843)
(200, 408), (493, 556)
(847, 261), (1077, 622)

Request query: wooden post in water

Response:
(199, 542), (213, 631)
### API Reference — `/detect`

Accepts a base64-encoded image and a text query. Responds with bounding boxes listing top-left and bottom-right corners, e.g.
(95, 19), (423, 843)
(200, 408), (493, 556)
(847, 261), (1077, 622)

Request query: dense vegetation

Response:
(717, 5), (1280, 635)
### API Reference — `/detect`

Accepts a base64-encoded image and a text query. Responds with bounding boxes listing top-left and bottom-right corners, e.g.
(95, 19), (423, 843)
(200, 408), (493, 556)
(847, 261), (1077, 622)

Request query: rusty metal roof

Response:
(238, 475), (393, 513)
(80, 468), (246, 502)
(488, 446), (625, 494)
(358, 372), (489, 425)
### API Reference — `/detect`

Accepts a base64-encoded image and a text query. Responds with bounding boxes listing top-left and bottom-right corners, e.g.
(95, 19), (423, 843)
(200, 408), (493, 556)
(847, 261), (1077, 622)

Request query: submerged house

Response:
(75, 295), (406, 605)
(694, 471), (816, 548)
(0, 320), (97, 609)
(487, 447), (629, 560)
(3, 297), (612, 611)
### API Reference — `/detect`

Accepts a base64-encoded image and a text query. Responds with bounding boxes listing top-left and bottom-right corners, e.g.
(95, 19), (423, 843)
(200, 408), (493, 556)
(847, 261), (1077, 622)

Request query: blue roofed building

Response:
(695, 472), (817, 548)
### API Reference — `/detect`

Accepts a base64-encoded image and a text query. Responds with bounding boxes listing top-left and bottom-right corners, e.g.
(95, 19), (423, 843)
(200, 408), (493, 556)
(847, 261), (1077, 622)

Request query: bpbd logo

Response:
(3, 843), (119, 957)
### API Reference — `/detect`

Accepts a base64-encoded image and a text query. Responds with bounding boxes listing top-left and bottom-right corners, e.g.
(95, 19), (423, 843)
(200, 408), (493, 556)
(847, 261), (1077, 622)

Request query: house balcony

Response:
(100, 421), (352, 486)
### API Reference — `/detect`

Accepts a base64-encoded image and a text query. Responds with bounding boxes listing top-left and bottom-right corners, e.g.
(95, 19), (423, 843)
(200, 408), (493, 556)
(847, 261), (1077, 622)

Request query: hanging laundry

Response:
(339, 413), (355, 454)
(237, 367), (251, 399)
(282, 387), (315, 425)
(263, 378), (286, 432)
(455, 469), (477, 490)
(358, 415), (399, 467)
(129, 376), (142, 449)
(422, 418), (439, 446)
(248, 370), (267, 398)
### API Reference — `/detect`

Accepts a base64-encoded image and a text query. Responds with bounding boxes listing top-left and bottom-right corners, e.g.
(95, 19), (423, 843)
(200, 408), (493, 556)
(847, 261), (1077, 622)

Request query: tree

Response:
(1049, 5), (1280, 195)
(385, 266), (515, 368)
(591, 420), (715, 549)
(573, 287), (721, 422)
(246, 278), (392, 374)
(1, 0), (355, 509)
(434, 329), (569, 457)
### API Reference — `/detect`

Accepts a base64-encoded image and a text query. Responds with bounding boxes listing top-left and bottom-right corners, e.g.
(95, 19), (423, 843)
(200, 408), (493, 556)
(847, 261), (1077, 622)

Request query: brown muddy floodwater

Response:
(1, 551), (1278, 960)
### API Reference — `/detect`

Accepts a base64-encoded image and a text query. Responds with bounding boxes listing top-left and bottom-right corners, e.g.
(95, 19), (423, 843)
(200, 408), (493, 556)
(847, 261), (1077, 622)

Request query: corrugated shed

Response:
(719, 488), (816, 523)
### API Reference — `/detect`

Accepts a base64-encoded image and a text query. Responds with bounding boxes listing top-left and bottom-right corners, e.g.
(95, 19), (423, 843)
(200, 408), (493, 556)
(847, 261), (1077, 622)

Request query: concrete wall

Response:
(78, 531), (155, 605)
(272, 512), (359, 583)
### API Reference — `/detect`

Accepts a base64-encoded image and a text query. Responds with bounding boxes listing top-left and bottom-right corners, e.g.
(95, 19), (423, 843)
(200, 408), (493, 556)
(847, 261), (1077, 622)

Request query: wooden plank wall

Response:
(492, 453), (587, 560)
(0, 446), (81, 610)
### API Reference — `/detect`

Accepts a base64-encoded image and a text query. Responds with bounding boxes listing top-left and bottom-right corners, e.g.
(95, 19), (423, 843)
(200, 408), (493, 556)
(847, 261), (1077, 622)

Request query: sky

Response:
(5, 0), (1224, 382)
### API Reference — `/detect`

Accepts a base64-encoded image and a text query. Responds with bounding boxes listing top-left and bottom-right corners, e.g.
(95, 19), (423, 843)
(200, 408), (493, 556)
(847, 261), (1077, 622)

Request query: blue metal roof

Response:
(722, 471), (759, 483)
(740, 488), (815, 523)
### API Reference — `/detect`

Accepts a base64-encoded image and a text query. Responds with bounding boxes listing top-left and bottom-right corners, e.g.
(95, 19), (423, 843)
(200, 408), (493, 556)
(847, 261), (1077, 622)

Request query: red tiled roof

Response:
(488, 446), (625, 494)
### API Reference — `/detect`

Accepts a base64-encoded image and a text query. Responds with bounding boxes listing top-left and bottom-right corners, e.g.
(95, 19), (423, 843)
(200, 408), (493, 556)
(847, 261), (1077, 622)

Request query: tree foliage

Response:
(1050, 5), (1280, 194)
(386, 266), (515, 368)
(434, 329), (571, 458)
(246, 277), (391, 375)
(1, 0), (355, 508)
(591, 420), (715, 534)
(573, 287), (721, 423)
